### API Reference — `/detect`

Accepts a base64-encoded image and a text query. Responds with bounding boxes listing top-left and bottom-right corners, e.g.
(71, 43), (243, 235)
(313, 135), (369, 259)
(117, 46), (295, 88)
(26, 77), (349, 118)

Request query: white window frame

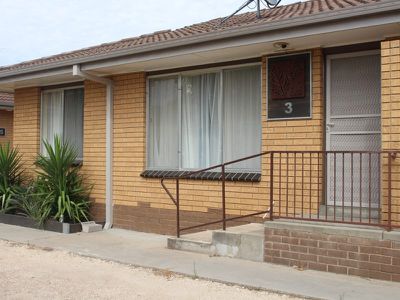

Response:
(146, 62), (263, 172)
(40, 85), (84, 160)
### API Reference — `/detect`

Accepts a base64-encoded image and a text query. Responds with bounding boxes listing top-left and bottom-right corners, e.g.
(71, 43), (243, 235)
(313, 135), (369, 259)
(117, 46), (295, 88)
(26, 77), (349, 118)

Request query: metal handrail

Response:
(161, 150), (399, 237)
(161, 151), (272, 237)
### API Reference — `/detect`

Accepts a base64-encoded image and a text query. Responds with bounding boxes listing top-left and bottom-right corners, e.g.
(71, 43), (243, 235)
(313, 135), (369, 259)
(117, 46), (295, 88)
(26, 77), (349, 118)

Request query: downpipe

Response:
(73, 65), (114, 230)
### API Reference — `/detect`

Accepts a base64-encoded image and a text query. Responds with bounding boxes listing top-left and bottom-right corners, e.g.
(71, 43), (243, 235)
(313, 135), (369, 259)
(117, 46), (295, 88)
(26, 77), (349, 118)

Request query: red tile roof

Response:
(0, 0), (384, 74)
(0, 93), (13, 106)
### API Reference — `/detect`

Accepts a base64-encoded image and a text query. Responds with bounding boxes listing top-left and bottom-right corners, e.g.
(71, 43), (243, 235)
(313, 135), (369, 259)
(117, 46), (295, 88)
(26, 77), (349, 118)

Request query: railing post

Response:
(388, 153), (392, 232)
(222, 164), (226, 231)
(270, 152), (274, 221)
(176, 179), (180, 237)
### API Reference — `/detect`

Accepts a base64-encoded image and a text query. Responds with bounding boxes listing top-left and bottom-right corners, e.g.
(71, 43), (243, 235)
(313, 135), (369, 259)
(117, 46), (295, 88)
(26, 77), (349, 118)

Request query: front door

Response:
(326, 51), (381, 208)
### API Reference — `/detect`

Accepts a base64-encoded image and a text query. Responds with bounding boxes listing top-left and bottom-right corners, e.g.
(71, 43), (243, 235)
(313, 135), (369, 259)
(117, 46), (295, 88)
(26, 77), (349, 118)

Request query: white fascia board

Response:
(0, 66), (72, 84)
(82, 12), (400, 72)
(0, 0), (399, 79)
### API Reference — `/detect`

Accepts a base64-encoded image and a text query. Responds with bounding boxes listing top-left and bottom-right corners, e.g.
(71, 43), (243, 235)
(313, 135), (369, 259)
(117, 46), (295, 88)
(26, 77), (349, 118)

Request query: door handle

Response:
(327, 123), (335, 127)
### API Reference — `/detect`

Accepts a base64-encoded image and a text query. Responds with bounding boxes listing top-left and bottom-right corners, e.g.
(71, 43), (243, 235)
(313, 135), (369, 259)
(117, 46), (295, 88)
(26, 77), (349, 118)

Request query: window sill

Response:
(140, 170), (261, 182)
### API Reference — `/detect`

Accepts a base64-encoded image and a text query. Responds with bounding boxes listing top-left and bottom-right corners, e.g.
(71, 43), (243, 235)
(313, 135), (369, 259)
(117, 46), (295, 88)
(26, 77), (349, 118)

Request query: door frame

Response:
(325, 49), (381, 207)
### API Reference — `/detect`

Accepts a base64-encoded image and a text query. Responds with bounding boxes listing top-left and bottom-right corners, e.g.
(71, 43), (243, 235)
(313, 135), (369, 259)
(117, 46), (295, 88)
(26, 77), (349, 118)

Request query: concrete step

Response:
(167, 230), (212, 255)
(167, 223), (264, 262)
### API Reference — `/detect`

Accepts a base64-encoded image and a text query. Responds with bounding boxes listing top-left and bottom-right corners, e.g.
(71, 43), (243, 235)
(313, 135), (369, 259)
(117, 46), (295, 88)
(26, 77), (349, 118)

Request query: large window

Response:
(41, 87), (84, 160)
(147, 65), (261, 172)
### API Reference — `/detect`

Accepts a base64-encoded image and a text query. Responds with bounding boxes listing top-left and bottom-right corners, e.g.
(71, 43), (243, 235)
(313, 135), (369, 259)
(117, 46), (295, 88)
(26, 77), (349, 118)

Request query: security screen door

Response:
(326, 51), (381, 208)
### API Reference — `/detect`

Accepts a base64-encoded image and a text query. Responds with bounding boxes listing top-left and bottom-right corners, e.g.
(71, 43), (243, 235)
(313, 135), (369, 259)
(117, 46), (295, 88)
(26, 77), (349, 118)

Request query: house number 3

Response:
(284, 102), (293, 114)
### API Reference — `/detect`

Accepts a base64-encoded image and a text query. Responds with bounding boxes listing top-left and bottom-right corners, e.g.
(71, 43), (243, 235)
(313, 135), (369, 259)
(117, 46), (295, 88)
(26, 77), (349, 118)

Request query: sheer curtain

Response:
(64, 88), (84, 159)
(147, 66), (262, 172)
(41, 90), (64, 153)
(181, 73), (222, 169)
(148, 77), (179, 169)
(223, 66), (261, 171)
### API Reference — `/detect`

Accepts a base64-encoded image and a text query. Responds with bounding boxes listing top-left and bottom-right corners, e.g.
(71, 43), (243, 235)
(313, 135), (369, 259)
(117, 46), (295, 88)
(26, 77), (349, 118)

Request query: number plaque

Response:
(267, 53), (311, 119)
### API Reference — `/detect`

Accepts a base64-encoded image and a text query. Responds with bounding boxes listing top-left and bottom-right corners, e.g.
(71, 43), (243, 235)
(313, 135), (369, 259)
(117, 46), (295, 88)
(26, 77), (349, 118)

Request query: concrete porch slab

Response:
(265, 219), (385, 239)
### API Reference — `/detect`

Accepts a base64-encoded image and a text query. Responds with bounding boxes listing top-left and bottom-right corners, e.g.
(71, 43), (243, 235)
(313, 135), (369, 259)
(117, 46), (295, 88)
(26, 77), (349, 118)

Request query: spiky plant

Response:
(35, 136), (90, 223)
(0, 143), (24, 213)
(15, 185), (53, 226)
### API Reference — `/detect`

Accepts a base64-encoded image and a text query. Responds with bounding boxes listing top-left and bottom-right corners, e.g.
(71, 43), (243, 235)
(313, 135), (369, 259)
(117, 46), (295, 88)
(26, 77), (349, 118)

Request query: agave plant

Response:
(35, 136), (90, 223)
(0, 143), (24, 213)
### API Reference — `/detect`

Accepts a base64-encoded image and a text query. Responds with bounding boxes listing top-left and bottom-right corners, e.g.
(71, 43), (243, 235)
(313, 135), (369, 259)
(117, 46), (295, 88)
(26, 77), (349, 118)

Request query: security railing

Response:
(161, 150), (399, 237)
(270, 151), (399, 231)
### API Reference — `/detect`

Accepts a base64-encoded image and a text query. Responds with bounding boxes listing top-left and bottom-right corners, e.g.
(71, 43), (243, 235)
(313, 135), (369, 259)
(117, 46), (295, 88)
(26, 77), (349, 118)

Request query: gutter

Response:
(0, 0), (399, 79)
(72, 65), (114, 230)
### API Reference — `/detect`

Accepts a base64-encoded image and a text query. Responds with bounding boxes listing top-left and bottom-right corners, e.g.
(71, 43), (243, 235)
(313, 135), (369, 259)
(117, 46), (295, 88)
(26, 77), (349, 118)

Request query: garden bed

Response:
(0, 212), (82, 234)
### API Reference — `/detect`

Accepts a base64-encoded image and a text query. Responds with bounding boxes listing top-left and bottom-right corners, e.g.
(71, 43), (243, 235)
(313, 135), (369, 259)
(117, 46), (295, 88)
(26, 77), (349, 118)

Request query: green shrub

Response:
(0, 143), (24, 213)
(35, 136), (90, 223)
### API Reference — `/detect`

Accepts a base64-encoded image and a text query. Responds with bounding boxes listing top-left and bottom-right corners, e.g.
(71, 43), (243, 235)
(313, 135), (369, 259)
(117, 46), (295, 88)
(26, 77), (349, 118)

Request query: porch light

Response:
(273, 42), (289, 50)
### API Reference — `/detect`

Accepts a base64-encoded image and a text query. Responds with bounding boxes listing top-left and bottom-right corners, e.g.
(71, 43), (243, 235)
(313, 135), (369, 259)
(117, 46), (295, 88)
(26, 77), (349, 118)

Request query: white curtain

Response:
(181, 73), (221, 169)
(41, 90), (64, 153)
(223, 66), (261, 171)
(148, 77), (179, 169)
(148, 66), (261, 172)
(64, 88), (84, 159)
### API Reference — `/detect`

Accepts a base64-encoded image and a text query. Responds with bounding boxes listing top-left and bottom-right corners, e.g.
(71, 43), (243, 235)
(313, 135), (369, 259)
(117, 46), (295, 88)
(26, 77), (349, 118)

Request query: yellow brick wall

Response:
(11, 49), (325, 230)
(110, 72), (269, 226)
(13, 87), (41, 178)
(9, 45), (400, 231)
(112, 73), (146, 209)
(0, 110), (13, 146)
(107, 48), (324, 229)
(265, 49), (325, 217)
(381, 38), (400, 226)
(11, 83), (108, 219)
(83, 81), (107, 211)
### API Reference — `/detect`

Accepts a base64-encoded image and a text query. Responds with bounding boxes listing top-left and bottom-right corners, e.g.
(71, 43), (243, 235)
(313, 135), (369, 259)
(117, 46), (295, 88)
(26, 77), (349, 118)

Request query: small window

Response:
(267, 53), (311, 120)
(41, 87), (84, 160)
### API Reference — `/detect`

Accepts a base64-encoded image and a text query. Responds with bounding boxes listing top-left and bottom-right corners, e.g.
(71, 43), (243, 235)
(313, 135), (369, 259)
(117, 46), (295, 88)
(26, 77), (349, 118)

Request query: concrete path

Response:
(1, 223), (399, 300)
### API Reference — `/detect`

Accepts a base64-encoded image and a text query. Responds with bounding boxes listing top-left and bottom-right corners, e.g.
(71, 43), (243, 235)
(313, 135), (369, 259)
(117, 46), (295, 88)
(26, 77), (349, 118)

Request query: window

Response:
(147, 65), (261, 172)
(41, 87), (84, 160)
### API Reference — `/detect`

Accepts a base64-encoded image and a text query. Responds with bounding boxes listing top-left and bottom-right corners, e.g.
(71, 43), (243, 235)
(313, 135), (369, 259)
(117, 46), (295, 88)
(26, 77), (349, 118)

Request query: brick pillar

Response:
(13, 87), (41, 179)
(381, 38), (400, 226)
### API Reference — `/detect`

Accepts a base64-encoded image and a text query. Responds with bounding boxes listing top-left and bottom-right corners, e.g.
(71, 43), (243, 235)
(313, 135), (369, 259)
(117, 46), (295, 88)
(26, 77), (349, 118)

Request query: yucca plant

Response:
(0, 143), (24, 213)
(16, 185), (53, 226)
(35, 136), (90, 223)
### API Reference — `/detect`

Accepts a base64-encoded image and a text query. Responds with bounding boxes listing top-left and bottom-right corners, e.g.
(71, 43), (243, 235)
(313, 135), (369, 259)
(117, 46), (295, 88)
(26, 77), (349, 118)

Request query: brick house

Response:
(0, 93), (14, 146)
(0, 0), (400, 281)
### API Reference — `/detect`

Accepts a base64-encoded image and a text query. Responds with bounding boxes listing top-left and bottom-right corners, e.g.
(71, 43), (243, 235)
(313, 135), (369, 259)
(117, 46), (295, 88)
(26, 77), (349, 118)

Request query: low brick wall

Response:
(264, 221), (400, 282)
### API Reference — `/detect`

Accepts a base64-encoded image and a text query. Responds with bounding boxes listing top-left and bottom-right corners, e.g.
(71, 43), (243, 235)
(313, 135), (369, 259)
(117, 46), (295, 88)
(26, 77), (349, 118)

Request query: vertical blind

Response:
(148, 65), (261, 172)
(41, 88), (84, 159)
